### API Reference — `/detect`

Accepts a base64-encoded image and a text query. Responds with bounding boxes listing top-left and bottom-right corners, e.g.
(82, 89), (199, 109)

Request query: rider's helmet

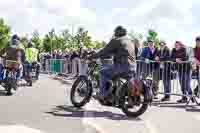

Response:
(196, 36), (200, 42)
(12, 34), (20, 41)
(11, 34), (20, 46)
(114, 25), (127, 38)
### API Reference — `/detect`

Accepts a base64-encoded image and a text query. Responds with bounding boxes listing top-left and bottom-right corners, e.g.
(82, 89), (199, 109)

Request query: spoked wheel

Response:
(70, 76), (93, 108)
(121, 91), (148, 118)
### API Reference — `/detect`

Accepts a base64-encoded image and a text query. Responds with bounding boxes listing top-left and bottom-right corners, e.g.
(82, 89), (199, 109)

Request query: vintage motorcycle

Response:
(70, 59), (153, 117)
(0, 59), (20, 95)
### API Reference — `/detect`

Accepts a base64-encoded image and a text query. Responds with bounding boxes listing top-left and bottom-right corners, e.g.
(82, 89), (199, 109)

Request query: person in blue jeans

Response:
(89, 26), (136, 102)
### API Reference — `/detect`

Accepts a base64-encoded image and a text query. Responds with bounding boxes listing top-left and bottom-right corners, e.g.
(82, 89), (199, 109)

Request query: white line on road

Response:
(83, 100), (107, 133)
(193, 114), (200, 121)
(82, 100), (157, 133)
(83, 119), (107, 133)
(0, 125), (45, 133)
(144, 120), (159, 133)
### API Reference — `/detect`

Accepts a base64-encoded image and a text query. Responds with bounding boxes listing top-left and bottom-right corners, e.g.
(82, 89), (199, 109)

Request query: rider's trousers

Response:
(99, 64), (132, 97)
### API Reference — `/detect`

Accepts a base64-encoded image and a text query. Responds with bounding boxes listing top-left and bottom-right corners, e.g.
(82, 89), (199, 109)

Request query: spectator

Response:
(56, 49), (63, 59)
(134, 39), (142, 60)
(79, 47), (88, 76)
(63, 49), (70, 74)
(134, 39), (142, 78)
(43, 52), (51, 71)
(140, 39), (160, 99)
(158, 40), (171, 101)
(52, 50), (57, 59)
(70, 50), (80, 77)
(171, 41), (192, 103)
(193, 36), (200, 97)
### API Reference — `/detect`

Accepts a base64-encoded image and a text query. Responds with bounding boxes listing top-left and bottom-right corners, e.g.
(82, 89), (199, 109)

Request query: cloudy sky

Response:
(0, 0), (200, 47)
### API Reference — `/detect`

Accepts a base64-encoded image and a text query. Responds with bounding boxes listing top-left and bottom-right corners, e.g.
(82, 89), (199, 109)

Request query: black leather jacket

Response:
(92, 36), (136, 66)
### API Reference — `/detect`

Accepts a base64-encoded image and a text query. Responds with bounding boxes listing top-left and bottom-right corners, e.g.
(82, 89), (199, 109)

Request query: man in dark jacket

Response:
(90, 26), (135, 101)
(158, 40), (171, 101)
(0, 34), (25, 95)
(0, 35), (25, 64)
(140, 39), (160, 99)
(171, 41), (192, 103)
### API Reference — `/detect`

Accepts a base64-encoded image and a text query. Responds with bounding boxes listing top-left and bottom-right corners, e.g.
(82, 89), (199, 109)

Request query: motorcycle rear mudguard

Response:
(142, 82), (153, 103)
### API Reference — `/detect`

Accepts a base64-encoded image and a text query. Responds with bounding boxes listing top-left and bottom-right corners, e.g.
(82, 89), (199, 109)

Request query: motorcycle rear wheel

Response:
(120, 89), (148, 118)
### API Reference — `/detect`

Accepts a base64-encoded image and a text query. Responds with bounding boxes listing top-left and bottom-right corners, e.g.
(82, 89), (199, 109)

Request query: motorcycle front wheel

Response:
(70, 76), (93, 108)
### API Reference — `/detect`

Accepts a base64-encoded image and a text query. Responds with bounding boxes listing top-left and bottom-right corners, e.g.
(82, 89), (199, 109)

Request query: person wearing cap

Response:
(193, 37), (200, 97)
(158, 40), (171, 101)
(171, 41), (192, 103)
(140, 39), (160, 99)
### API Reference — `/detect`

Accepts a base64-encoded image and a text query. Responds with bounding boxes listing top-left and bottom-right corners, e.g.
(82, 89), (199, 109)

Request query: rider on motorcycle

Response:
(0, 34), (25, 94)
(25, 41), (40, 80)
(89, 26), (136, 101)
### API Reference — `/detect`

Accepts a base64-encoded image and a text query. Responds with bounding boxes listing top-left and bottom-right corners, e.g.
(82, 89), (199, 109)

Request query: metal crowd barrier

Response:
(43, 58), (200, 100)
(136, 60), (199, 99)
(44, 59), (74, 75)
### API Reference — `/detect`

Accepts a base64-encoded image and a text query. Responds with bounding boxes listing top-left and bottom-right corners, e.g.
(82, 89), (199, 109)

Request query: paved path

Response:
(0, 74), (200, 133)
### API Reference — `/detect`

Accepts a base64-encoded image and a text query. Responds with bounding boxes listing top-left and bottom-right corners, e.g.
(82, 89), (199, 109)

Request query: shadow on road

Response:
(51, 76), (73, 85)
(154, 101), (200, 112)
(59, 80), (73, 85)
(152, 101), (181, 106)
(45, 105), (141, 121)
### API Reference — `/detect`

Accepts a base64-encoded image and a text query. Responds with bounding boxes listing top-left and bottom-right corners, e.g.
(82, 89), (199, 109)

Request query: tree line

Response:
(0, 17), (160, 52)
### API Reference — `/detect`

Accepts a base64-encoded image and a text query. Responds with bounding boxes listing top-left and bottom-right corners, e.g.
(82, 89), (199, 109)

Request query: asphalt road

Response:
(0, 74), (200, 133)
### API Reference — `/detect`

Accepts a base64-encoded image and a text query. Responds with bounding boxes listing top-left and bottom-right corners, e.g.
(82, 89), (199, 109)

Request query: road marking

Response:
(83, 119), (107, 133)
(0, 125), (45, 133)
(144, 120), (159, 133)
(193, 114), (200, 121)
(83, 100), (107, 133)
(83, 100), (158, 133)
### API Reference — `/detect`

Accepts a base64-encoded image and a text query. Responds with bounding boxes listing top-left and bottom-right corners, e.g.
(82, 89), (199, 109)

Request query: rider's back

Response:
(112, 36), (135, 65)
(0, 46), (25, 63)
